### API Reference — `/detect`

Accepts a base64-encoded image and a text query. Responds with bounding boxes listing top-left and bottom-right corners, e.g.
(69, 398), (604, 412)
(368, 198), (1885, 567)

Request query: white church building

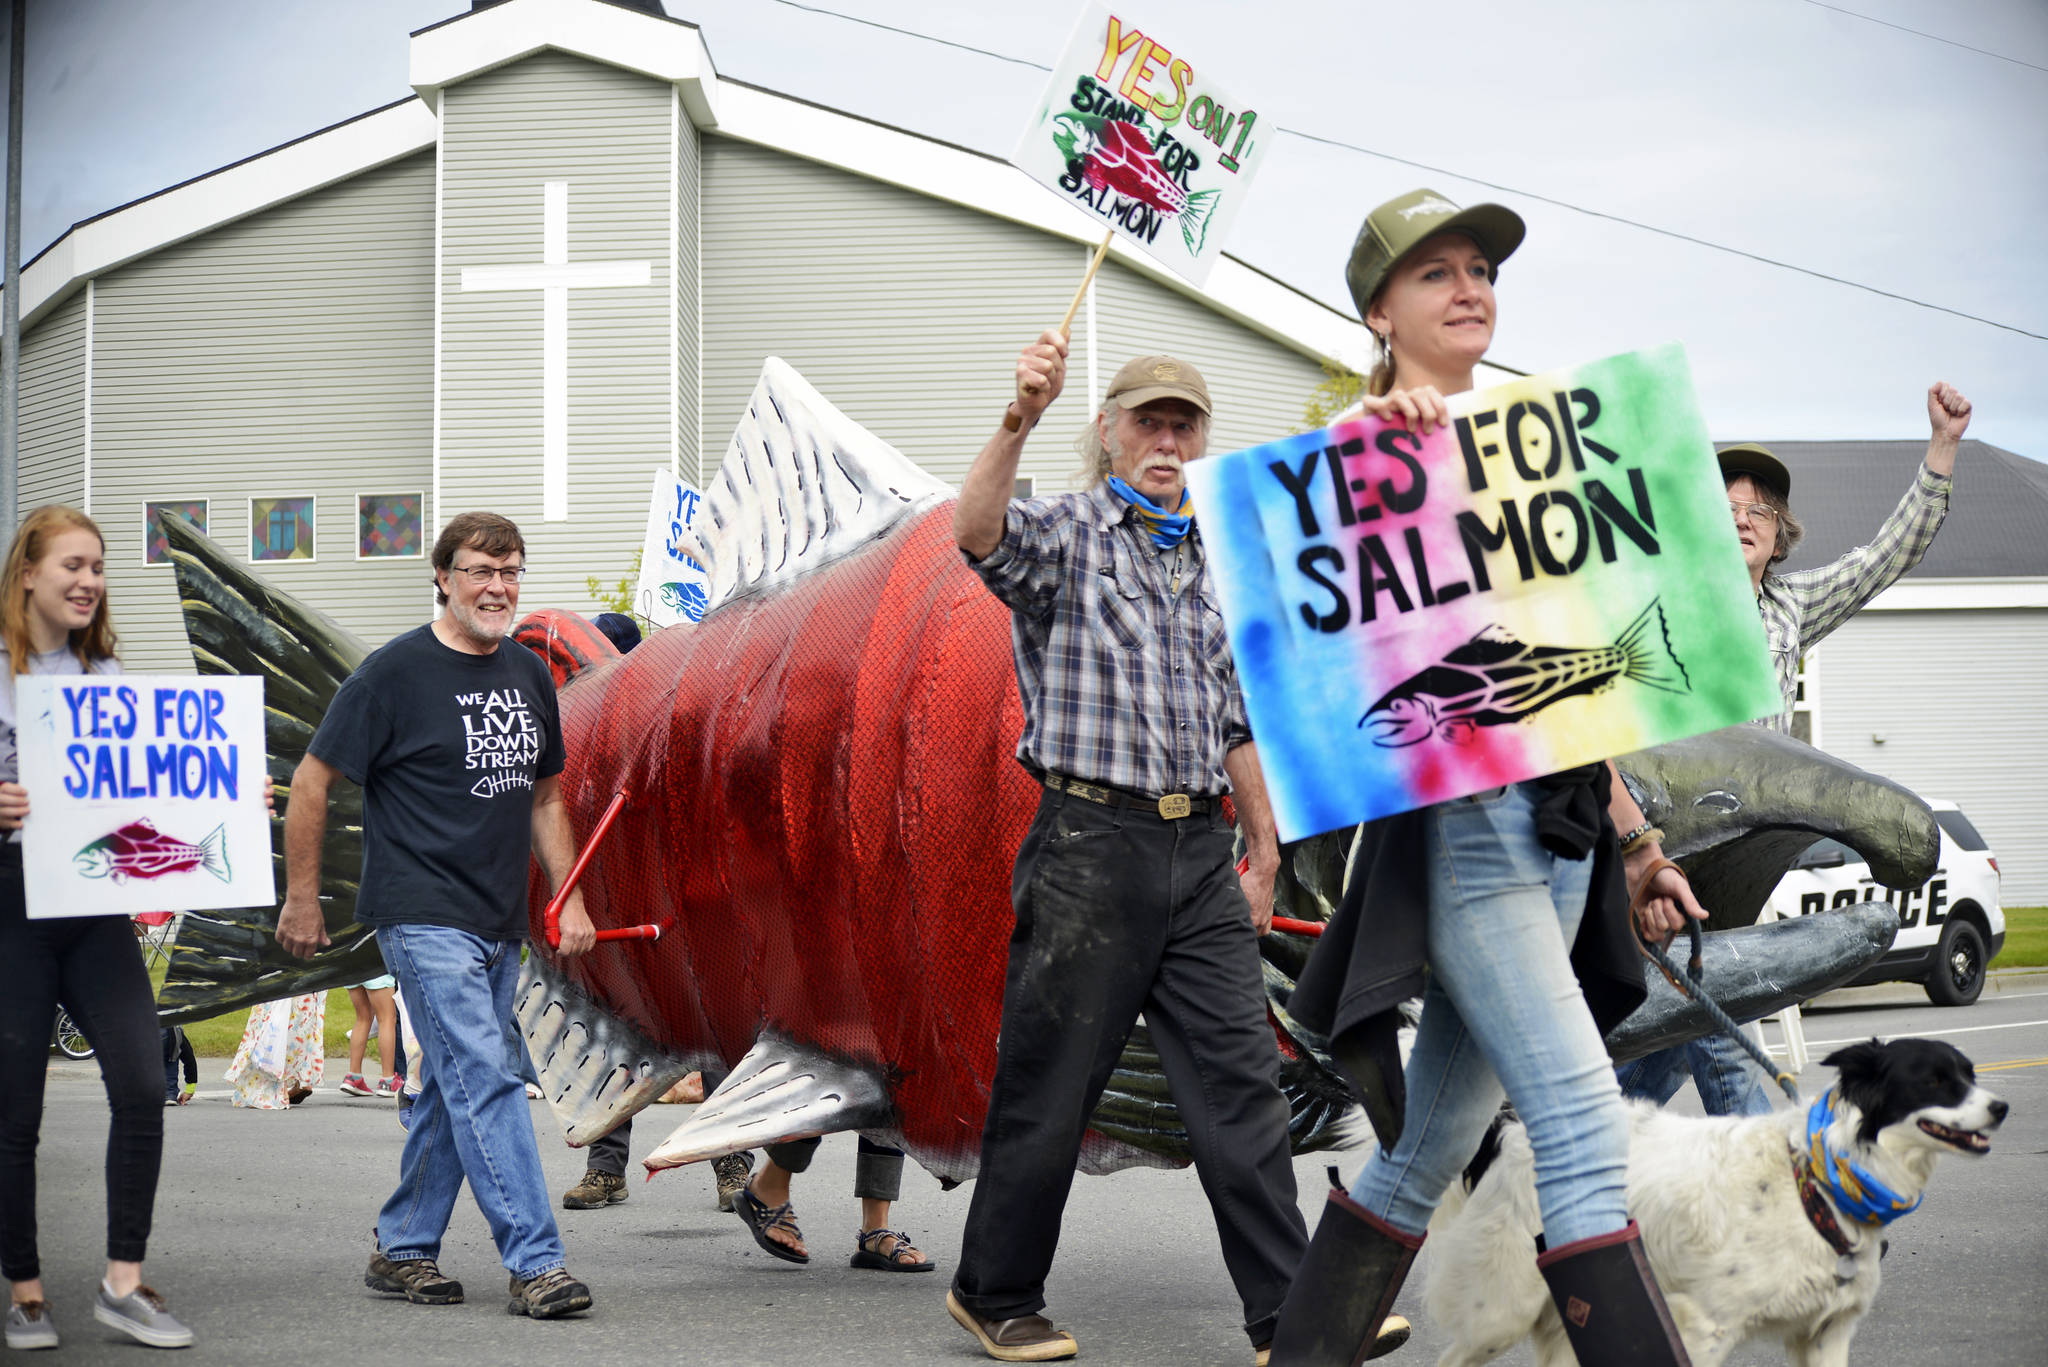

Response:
(14, 0), (1367, 676)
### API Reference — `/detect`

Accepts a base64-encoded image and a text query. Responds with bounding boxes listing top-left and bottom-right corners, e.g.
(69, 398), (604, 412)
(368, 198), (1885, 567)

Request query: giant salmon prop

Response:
(153, 362), (1933, 1184)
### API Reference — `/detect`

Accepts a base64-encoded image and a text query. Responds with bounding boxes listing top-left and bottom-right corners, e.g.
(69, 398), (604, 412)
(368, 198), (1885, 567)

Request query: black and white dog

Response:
(1425, 1039), (2007, 1367)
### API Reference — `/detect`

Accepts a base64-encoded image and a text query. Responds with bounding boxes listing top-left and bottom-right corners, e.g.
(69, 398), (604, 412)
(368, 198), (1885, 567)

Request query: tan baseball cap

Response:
(1716, 442), (1792, 501)
(1344, 187), (1526, 322)
(1104, 355), (1212, 415)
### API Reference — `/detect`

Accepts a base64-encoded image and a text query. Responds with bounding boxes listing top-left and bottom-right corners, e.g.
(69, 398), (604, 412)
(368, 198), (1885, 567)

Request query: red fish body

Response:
(1083, 119), (1187, 215)
(530, 504), (1037, 1175)
(73, 819), (230, 884)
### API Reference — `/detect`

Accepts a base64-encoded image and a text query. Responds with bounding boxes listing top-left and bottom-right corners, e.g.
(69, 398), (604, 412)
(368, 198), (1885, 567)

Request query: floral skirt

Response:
(224, 994), (326, 1109)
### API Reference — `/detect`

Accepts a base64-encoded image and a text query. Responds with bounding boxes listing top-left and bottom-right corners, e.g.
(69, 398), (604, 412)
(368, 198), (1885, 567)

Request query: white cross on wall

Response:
(459, 181), (652, 521)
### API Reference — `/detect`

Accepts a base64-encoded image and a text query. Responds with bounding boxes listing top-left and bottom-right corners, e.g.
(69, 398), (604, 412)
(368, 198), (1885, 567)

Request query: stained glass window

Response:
(144, 500), (209, 566)
(357, 493), (424, 559)
(251, 497), (316, 562)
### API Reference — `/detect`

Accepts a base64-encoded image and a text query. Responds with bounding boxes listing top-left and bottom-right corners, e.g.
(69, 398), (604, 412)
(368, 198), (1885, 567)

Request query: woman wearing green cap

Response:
(1267, 190), (1702, 1367)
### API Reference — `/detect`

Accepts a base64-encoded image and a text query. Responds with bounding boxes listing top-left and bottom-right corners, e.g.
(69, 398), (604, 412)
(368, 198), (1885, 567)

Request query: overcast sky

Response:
(9, 0), (2046, 458)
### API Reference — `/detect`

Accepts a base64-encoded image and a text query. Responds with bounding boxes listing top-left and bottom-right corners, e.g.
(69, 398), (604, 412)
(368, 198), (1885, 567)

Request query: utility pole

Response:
(1, 0), (23, 541)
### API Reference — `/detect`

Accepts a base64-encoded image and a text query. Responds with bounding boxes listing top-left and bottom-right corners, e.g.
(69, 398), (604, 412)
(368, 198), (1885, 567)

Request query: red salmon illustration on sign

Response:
(1053, 113), (1220, 255)
(74, 819), (231, 884)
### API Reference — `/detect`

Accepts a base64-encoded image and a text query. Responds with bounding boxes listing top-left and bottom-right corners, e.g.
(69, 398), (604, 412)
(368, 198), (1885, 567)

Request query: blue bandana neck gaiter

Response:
(1105, 476), (1193, 548)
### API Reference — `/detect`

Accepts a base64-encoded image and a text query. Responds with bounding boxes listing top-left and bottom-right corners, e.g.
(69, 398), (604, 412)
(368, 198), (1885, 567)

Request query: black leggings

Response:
(0, 852), (164, 1281)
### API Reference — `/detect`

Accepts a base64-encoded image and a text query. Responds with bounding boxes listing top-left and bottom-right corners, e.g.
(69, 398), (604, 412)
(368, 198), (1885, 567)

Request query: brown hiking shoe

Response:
(506, 1268), (592, 1320)
(561, 1169), (628, 1210)
(365, 1250), (464, 1305)
(712, 1151), (753, 1213)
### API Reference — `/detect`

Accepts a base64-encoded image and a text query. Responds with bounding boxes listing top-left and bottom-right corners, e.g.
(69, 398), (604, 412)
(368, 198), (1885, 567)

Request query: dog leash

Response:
(1630, 858), (1800, 1103)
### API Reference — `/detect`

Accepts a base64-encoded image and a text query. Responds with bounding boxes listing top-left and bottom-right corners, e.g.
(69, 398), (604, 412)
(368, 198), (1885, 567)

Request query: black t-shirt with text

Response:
(308, 624), (564, 941)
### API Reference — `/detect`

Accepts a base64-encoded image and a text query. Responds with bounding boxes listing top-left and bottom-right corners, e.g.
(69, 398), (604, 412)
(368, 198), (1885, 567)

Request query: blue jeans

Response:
(1616, 1032), (1774, 1116)
(374, 925), (566, 1280)
(1349, 783), (1631, 1247)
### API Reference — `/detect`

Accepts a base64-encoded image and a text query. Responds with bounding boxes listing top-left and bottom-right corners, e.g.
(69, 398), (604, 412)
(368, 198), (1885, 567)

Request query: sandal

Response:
(852, 1227), (936, 1273)
(732, 1185), (809, 1264)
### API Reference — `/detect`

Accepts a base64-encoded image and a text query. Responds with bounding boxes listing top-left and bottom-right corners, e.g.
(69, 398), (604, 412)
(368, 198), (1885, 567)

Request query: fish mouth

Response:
(1917, 1118), (1991, 1153)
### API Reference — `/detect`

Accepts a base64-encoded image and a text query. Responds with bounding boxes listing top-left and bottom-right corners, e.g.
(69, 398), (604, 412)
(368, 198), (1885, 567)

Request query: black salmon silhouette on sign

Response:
(1359, 599), (1690, 747)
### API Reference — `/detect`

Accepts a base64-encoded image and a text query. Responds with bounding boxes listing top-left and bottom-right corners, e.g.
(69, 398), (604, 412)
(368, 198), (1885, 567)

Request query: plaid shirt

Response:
(966, 481), (1251, 796)
(1756, 463), (1950, 732)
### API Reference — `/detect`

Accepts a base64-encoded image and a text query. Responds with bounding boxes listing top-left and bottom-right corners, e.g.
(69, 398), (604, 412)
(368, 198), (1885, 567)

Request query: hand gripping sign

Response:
(15, 675), (276, 918)
(1013, 4), (1273, 326)
(1186, 345), (1783, 843)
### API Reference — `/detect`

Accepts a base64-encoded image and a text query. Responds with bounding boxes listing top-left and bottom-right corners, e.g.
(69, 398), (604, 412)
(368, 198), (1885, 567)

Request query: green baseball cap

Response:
(1344, 188), (1526, 322)
(1716, 442), (1792, 501)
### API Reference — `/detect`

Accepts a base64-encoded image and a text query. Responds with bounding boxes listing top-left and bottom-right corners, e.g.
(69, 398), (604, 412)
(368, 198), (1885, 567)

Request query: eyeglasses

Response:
(1728, 502), (1780, 526)
(449, 564), (527, 585)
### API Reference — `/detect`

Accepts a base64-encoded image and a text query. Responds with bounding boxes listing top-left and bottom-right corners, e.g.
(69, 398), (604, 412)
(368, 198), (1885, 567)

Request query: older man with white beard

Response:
(276, 511), (600, 1321)
(940, 334), (1398, 1364)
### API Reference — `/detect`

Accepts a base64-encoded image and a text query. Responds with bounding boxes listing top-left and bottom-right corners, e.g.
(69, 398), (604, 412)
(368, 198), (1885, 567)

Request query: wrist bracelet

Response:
(1621, 824), (1665, 855)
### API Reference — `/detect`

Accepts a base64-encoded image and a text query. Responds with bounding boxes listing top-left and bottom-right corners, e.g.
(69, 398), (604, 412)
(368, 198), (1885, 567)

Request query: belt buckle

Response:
(1157, 793), (1191, 820)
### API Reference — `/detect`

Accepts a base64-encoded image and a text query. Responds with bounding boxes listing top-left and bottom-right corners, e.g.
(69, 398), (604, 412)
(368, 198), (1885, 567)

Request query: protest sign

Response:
(1014, 4), (1270, 292)
(15, 674), (275, 918)
(1186, 344), (1781, 843)
(633, 467), (711, 629)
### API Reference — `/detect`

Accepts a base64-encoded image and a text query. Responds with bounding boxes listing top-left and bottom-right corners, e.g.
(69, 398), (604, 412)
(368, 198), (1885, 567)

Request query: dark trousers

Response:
(0, 853), (164, 1279)
(765, 1135), (905, 1202)
(952, 790), (1306, 1345)
(160, 1027), (196, 1099)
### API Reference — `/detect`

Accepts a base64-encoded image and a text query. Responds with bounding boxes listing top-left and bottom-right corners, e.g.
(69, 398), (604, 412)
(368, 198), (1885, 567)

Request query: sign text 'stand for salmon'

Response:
(1186, 345), (1784, 842)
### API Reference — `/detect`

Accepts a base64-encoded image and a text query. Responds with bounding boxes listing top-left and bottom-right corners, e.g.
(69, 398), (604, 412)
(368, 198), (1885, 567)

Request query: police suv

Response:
(1768, 800), (2006, 1006)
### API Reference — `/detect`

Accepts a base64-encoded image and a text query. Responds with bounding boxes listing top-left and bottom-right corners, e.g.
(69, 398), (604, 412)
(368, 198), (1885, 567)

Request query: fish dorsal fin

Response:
(690, 358), (951, 613)
(1442, 624), (1525, 665)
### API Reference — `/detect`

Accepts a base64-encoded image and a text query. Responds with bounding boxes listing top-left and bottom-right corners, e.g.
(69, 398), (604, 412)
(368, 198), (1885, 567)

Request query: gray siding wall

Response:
(439, 51), (679, 613)
(1817, 607), (2048, 905)
(90, 152), (436, 673)
(19, 289), (87, 513)
(699, 139), (1324, 494)
(700, 137), (1324, 495)
(677, 109), (701, 486)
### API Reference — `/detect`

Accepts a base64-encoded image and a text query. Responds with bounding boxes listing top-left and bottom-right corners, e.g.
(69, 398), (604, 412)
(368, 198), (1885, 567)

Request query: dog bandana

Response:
(1805, 1089), (1922, 1226)
(1106, 477), (1193, 548)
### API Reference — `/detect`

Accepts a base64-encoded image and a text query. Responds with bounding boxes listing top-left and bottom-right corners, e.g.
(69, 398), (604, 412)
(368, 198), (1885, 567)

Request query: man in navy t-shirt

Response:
(276, 511), (598, 1320)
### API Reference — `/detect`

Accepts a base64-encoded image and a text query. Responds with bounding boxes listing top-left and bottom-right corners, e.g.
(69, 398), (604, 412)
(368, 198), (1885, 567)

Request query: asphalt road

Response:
(21, 970), (2047, 1366)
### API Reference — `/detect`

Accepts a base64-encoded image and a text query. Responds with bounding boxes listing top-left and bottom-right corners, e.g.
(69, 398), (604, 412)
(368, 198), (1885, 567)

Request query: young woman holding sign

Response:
(1267, 192), (1703, 1367)
(0, 506), (196, 1350)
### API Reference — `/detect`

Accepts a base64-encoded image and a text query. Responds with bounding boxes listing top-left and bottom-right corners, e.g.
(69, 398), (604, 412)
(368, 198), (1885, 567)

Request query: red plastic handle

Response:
(545, 791), (637, 949)
(1237, 855), (1324, 937)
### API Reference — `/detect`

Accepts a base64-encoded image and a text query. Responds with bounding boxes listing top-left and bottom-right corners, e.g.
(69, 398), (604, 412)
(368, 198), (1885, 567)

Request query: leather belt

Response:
(1039, 769), (1213, 820)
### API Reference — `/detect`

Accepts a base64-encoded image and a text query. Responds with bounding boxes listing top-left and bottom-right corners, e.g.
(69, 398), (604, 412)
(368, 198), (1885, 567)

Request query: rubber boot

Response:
(1266, 1180), (1421, 1366)
(1535, 1221), (1692, 1366)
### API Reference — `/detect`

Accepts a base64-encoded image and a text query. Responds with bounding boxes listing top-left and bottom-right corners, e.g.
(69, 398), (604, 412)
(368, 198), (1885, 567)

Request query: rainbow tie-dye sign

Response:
(1186, 344), (1780, 843)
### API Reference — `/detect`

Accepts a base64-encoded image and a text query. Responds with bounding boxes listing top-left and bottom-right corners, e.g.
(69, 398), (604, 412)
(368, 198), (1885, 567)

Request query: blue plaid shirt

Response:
(966, 481), (1251, 797)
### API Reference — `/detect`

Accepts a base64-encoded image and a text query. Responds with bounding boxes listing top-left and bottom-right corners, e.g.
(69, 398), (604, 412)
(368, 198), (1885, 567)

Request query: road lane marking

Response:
(1976, 1056), (2048, 1073)
(1805, 1017), (2048, 1049)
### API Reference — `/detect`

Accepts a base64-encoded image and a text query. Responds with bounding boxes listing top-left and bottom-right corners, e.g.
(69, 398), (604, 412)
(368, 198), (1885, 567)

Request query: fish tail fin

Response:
(1614, 598), (1691, 695)
(1180, 188), (1221, 256)
(198, 824), (231, 883)
(155, 511), (385, 1022)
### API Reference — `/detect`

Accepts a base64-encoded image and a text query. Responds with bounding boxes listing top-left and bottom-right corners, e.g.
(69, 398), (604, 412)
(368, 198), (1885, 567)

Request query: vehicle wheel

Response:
(1925, 920), (1987, 1007)
(53, 1008), (95, 1059)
